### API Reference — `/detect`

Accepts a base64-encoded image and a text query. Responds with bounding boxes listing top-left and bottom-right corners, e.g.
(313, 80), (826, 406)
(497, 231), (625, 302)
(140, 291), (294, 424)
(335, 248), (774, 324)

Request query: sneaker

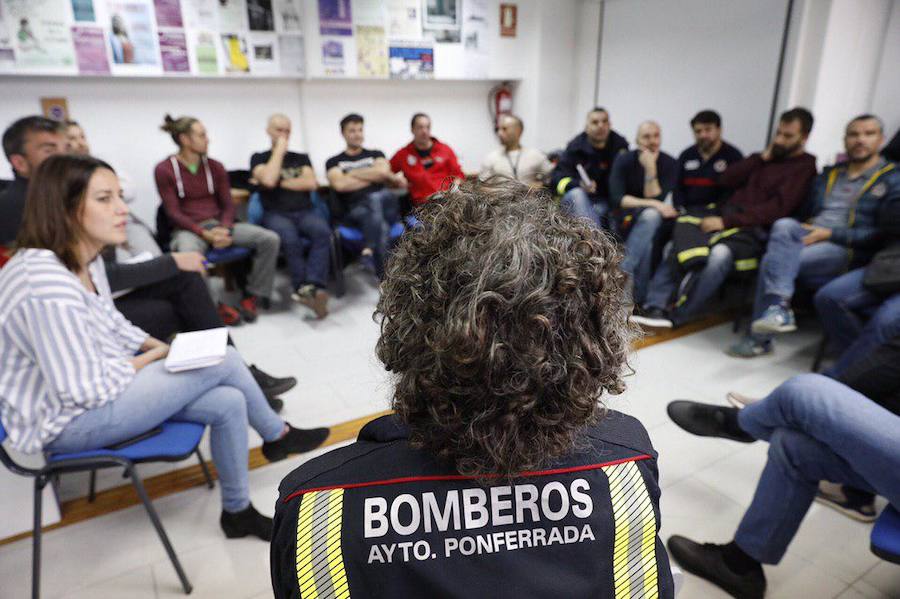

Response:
(815, 481), (878, 523)
(726, 391), (762, 409)
(726, 337), (773, 358)
(667, 536), (766, 599)
(261, 425), (330, 462)
(217, 302), (242, 326)
(248, 364), (297, 398)
(630, 307), (673, 329)
(220, 504), (273, 541)
(751, 304), (797, 335)
(266, 396), (284, 414)
(667, 400), (755, 443)
(291, 284), (329, 319)
(238, 296), (258, 323)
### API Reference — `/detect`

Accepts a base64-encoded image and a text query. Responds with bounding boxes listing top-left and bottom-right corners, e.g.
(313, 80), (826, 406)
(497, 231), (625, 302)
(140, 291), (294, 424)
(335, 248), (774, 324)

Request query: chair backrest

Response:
(0, 418), (6, 445)
(247, 192), (264, 225)
(871, 504), (900, 564)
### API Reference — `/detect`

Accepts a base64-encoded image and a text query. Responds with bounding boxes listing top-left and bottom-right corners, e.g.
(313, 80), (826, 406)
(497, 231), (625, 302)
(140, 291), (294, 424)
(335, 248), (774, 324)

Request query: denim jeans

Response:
(262, 208), (332, 290)
(733, 373), (900, 563)
(620, 208), (666, 305)
(814, 268), (900, 378)
(342, 189), (400, 279)
(560, 187), (610, 230)
(644, 242), (734, 324)
(45, 348), (285, 512)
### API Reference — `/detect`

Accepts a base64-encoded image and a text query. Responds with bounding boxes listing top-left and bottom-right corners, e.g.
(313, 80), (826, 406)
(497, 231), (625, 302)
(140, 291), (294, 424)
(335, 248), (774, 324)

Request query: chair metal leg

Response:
(88, 469), (97, 503)
(126, 465), (192, 594)
(196, 449), (214, 489)
(32, 476), (45, 599)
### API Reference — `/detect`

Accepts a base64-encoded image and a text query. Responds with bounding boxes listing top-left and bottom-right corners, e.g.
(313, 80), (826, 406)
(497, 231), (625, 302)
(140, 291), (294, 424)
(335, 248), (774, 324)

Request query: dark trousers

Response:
(262, 208), (332, 290)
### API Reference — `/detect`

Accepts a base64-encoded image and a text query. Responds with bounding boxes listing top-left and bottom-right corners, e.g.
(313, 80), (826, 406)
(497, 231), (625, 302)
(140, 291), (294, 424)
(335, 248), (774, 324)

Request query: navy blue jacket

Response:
(550, 131), (629, 201)
(608, 149), (679, 211)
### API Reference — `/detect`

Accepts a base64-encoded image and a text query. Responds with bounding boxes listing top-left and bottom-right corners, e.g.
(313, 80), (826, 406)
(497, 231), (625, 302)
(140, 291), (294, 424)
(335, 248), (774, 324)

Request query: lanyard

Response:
(170, 155), (214, 199)
(505, 149), (522, 179)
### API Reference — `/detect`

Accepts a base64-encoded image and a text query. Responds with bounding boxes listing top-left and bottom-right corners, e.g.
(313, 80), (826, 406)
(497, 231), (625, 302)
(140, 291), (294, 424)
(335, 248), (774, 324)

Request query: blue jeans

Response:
(262, 209), (332, 290)
(751, 217), (849, 341)
(46, 348), (285, 512)
(733, 373), (900, 563)
(342, 189), (400, 279)
(560, 187), (609, 230)
(814, 268), (900, 378)
(621, 208), (666, 305)
(645, 242), (734, 324)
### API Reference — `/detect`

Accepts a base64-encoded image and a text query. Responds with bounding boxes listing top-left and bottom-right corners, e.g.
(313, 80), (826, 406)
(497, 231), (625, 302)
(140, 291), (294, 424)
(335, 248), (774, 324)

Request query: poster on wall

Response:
(220, 32), (249, 72)
(107, 0), (160, 65)
(247, 0), (273, 31)
(72, 25), (110, 73)
(0, 4), (16, 70)
(352, 0), (383, 27)
(3, 0), (77, 71)
(71, 0), (96, 21)
(277, 33), (302, 75)
(389, 40), (432, 79)
(248, 31), (277, 73)
(273, 0), (301, 32)
(182, 0), (217, 30)
(217, 0), (246, 31)
(159, 29), (189, 72)
(153, 0), (183, 27)
(423, 0), (459, 43)
(387, 0), (418, 38)
(461, 0), (486, 78)
(318, 0), (351, 36)
(320, 37), (344, 75)
(188, 27), (218, 74)
(355, 24), (385, 77)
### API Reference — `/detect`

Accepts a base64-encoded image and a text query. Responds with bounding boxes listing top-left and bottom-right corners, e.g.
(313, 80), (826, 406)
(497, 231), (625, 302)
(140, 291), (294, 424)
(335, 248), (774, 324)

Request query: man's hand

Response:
(801, 224), (832, 246)
(581, 179), (597, 194)
(171, 251), (207, 274)
(654, 201), (678, 219)
(273, 135), (289, 154)
(700, 216), (725, 233)
(638, 148), (659, 172)
(390, 172), (408, 189)
(210, 226), (233, 249)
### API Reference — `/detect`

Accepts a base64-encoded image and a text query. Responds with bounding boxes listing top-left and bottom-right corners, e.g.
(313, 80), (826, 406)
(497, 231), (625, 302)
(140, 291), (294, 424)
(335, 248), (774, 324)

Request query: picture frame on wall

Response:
(423, 0), (460, 43)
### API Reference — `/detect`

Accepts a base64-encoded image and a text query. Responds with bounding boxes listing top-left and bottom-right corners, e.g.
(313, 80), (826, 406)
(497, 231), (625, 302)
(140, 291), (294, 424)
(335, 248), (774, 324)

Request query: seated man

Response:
(270, 180), (675, 598)
(673, 110), (744, 215)
(479, 114), (553, 186)
(0, 115), (66, 246)
(389, 112), (464, 207)
(665, 367), (899, 599)
(609, 120), (678, 304)
(550, 107), (629, 230)
(155, 114), (281, 323)
(632, 108), (818, 329)
(326, 113), (404, 280)
(730, 115), (899, 357)
(251, 113), (330, 318)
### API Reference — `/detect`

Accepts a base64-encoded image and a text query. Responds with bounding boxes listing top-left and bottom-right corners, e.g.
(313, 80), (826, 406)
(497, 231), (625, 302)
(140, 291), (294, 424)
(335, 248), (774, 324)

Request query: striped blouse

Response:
(0, 249), (148, 454)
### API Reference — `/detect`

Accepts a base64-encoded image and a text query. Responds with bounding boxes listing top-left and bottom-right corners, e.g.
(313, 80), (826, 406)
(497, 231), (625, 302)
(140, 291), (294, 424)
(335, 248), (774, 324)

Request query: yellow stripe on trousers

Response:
(296, 489), (351, 599)
(607, 461), (659, 599)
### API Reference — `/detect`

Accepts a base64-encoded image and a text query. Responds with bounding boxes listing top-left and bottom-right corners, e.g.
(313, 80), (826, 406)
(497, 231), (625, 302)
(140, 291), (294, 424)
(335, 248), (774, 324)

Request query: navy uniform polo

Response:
(673, 142), (743, 210)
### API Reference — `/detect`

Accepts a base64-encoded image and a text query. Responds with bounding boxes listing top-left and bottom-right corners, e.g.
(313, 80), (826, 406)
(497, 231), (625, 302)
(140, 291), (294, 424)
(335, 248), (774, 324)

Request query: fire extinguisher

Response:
(489, 82), (514, 130)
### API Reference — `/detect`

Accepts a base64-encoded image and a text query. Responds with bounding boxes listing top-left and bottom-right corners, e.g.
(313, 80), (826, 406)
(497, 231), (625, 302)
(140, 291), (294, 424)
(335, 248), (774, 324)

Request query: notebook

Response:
(164, 328), (229, 373)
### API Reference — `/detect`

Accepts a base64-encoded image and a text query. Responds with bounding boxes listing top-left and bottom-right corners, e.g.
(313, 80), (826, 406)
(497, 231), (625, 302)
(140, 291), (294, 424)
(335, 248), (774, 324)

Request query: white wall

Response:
(871, 0), (900, 139)
(596, 0), (790, 157)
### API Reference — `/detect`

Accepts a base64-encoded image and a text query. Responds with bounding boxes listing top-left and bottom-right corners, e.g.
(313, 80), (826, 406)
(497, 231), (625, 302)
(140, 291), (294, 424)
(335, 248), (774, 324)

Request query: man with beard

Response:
(673, 110), (744, 211)
(479, 114), (553, 186)
(727, 115), (898, 357)
(632, 108), (817, 329)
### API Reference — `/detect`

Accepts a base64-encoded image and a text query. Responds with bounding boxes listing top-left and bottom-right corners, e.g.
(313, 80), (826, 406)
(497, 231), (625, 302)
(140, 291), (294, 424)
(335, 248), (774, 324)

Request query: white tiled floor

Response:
(1, 269), (898, 598)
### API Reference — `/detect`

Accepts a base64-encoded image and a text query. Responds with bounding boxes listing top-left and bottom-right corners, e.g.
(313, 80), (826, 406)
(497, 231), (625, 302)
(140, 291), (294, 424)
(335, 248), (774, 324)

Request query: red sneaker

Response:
(239, 296), (258, 323)
(217, 302), (242, 326)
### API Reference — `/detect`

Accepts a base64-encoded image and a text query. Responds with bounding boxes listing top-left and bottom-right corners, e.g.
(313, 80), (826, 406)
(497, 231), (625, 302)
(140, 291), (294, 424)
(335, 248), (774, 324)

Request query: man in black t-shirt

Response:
(251, 114), (330, 319)
(326, 113), (404, 279)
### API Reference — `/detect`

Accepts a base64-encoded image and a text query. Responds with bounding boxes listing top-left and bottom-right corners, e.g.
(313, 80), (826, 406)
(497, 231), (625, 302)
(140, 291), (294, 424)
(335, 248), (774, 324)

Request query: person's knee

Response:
(213, 386), (249, 428)
(767, 428), (820, 477)
(708, 243), (733, 267)
(770, 217), (800, 239)
(310, 218), (333, 242)
(260, 229), (281, 250)
(562, 187), (589, 208)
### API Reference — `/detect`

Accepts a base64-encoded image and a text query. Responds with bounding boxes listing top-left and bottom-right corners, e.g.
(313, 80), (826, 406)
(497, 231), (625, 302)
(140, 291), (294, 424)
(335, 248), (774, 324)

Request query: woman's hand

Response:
(130, 343), (170, 372)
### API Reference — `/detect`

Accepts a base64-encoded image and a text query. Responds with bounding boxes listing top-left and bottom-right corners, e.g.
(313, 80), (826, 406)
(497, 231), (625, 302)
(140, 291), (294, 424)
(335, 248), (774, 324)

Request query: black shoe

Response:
(220, 504), (273, 541)
(249, 364), (297, 398)
(261, 425), (330, 462)
(668, 536), (765, 599)
(667, 400), (755, 443)
(630, 307), (673, 329)
(266, 396), (284, 414)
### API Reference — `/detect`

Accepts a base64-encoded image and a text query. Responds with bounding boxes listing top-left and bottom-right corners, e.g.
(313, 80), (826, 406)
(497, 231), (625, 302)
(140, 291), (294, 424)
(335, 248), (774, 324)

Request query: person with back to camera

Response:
(270, 178), (675, 598)
(0, 155), (330, 542)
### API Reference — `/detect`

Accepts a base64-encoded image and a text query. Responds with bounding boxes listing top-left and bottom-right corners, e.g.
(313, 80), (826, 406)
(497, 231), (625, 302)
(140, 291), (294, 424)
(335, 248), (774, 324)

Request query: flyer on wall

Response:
(106, 0), (161, 66)
(387, 0), (419, 39)
(352, 0), (384, 27)
(320, 36), (344, 75)
(182, 0), (217, 30)
(159, 29), (189, 72)
(389, 39), (433, 79)
(71, 0), (97, 21)
(0, 3), (16, 71)
(188, 27), (219, 74)
(318, 0), (351, 36)
(72, 25), (110, 73)
(247, 0), (274, 31)
(278, 33), (303, 75)
(462, 0), (487, 78)
(153, 0), (183, 27)
(273, 0), (302, 32)
(217, 0), (246, 32)
(220, 32), (249, 72)
(248, 31), (278, 73)
(356, 24), (386, 78)
(2, 0), (77, 71)
(423, 0), (459, 43)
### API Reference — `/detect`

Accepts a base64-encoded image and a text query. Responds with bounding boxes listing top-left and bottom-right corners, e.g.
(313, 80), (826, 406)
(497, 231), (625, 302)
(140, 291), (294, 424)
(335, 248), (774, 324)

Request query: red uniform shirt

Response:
(390, 137), (465, 205)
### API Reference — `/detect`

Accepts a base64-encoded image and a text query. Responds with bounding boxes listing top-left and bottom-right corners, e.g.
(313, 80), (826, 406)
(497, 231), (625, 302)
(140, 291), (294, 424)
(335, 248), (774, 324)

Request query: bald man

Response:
(479, 114), (553, 186)
(250, 114), (330, 318)
(608, 120), (678, 305)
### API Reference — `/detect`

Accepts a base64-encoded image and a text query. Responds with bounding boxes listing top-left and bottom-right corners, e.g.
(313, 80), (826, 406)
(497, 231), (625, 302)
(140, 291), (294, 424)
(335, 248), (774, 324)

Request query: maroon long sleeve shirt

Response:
(718, 152), (817, 229)
(154, 156), (234, 237)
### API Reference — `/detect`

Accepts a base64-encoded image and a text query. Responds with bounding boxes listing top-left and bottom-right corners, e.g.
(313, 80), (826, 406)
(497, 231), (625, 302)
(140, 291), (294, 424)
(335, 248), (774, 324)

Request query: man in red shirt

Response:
(389, 113), (465, 206)
(154, 115), (280, 323)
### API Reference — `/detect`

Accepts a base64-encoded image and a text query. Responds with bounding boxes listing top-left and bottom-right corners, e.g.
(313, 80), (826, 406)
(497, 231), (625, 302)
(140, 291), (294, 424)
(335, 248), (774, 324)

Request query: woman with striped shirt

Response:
(0, 154), (329, 541)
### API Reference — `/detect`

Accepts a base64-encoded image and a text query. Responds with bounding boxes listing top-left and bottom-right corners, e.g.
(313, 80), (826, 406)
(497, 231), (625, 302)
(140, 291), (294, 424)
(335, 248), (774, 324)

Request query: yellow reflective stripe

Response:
(735, 258), (758, 271)
(676, 215), (702, 225)
(677, 246), (710, 263)
(706, 203), (717, 209)
(850, 163), (897, 229)
(296, 492), (319, 599)
(606, 461), (660, 599)
(709, 227), (740, 245)
(296, 490), (351, 599)
(824, 167), (840, 196)
(326, 490), (350, 599)
(675, 294), (687, 308)
(556, 177), (573, 196)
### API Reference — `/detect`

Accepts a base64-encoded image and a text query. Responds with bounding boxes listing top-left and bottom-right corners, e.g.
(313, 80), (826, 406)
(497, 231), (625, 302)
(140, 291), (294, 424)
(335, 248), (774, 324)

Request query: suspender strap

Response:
(170, 155), (215, 199)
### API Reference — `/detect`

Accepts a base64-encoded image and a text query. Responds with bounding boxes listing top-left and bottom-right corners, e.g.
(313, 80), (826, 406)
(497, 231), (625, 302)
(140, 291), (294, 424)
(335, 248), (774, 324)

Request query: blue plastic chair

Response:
(0, 420), (212, 598)
(205, 245), (252, 265)
(871, 504), (900, 564)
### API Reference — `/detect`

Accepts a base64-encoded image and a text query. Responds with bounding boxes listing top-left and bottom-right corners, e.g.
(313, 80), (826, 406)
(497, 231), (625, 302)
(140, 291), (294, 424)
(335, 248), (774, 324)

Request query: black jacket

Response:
(0, 175), (27, 246)
(550, 131), (629, 201)
(272, 412), (674, 599)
